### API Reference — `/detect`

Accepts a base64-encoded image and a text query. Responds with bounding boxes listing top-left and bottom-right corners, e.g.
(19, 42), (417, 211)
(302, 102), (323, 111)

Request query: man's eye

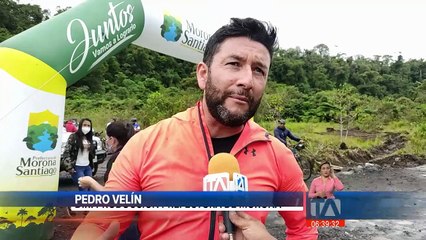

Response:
(227, 62), (240, 66)
(254, 67), (265, 76)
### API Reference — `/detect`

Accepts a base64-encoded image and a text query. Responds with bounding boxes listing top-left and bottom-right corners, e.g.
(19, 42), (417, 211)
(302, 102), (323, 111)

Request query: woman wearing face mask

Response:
(309, 161), (344, 199)
(78, 121), (138, 239)
(63, 118), (96, 191)
(78, 121), (135, 190)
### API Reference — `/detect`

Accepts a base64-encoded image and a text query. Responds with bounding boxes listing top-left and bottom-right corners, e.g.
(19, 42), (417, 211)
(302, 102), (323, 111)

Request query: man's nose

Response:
(236, 66), (254, 89)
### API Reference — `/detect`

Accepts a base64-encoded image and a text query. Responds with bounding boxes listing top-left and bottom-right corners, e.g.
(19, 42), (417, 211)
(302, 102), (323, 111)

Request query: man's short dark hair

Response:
(203, 17), (278, 67)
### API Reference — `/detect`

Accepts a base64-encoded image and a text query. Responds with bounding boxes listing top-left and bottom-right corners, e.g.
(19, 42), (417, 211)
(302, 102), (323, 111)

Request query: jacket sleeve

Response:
(287, 130), (301, 142)
(308, 179), (317, 198)
(62, 133), (76, 171)
(333, 177), (344, 191)
(274, 140), (318, 239)
(88, 140), (96, 168)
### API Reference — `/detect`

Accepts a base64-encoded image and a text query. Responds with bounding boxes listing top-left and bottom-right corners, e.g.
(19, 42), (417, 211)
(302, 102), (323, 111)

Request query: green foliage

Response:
(415, 81), (426, 103)
(281, 122), (380, 150)
(5, 1), (426, 158)
(256, 82), (306, 122)
(409, 123), (426, 155)
(141, 91), (178, 125)
(0, 0), (44, 35)
(0, 27), (12, 42)
(65, 87), (201, 131)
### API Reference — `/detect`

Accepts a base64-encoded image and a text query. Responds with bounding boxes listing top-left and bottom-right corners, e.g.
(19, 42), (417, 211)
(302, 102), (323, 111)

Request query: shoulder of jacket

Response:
(133, 116), (180, 140)
(68, 133), (77, 142)
(269, 135), (287, 149)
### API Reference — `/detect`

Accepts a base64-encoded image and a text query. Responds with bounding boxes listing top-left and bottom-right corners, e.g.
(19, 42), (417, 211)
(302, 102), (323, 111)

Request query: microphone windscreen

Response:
(208, 153), (240, 181)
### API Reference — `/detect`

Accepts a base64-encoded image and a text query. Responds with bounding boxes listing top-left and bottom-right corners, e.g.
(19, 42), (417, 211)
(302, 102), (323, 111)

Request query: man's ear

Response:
(196, 62), (208, 90)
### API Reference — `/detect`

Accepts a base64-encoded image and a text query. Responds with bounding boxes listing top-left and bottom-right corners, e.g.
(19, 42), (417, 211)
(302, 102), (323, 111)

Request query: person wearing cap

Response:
(130, 117), (141, 132)
(273, 119), (302, 147)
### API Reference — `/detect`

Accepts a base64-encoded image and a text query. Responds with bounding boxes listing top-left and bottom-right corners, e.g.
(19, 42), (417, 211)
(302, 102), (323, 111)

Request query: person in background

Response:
(130, 117), (141, 132)
(79, 121), (135, 190)
(309, 161), (344, 199)
(79, 121), (138, 240)
(65, 119), (78, 132)
(72, 17), (317, 240)
(62, 118), (96, 217)
(273, 119), (302, 147)
(72, 118), (79, 128)
(63, 118), (96, 191)
(106, 117), (117, 128)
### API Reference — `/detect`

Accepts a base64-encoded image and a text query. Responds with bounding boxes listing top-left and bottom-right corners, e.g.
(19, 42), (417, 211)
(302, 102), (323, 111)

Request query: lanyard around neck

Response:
(197, 103), (212, 160)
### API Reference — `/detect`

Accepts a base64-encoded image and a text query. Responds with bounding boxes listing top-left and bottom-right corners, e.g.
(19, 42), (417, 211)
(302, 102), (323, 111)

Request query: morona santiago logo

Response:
(22, 110), (59, 152)
(160, 13), (183, 42)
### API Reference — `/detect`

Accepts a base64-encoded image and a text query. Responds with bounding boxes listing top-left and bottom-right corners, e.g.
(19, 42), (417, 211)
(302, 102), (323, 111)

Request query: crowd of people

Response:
(62, 17), (345, 240)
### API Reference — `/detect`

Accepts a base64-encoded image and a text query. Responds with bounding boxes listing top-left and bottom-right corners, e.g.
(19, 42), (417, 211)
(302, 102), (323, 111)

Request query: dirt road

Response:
(53, 160), (426, 240)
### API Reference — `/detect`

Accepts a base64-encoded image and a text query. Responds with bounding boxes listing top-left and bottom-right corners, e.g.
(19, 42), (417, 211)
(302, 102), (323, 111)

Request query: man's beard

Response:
(204, 76), (262, 127)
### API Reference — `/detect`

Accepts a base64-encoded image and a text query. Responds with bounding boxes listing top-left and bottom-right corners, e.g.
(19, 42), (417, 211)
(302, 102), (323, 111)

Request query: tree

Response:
(17, 208), (28, 226)
(25, 215), (36, 224)
(415, 81), (426, 103)
(1, 0), (44, 33)
(313, 43), (330, 57)
(54, 6), (72, 16)
(328, 57), (349, 88)
(38, 205), (55, 223)
(0, 216), (13, 229)
(0, 27), (12, 42)
(336, 85), (363, 143)
(308, 85), (363, 144)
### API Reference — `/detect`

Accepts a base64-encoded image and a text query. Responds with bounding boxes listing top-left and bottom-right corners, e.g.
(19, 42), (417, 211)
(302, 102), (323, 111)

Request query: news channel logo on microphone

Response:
(203, 172), (248, 192)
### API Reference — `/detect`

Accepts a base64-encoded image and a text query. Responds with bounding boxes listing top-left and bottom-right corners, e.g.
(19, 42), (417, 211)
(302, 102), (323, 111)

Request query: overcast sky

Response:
(17, 0), (426, 60)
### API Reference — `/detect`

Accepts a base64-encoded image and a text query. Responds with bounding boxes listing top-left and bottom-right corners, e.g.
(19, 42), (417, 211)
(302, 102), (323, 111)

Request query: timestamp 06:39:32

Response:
(306, 219), (346, 228)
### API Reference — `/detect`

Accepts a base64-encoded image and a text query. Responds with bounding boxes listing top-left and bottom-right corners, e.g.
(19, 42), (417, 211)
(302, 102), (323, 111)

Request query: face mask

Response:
(82, 126), (91, 135)
(106, 137), (115, 153)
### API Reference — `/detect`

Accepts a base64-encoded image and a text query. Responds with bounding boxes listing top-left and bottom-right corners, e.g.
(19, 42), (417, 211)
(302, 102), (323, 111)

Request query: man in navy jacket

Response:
(273, 119), (302, 146)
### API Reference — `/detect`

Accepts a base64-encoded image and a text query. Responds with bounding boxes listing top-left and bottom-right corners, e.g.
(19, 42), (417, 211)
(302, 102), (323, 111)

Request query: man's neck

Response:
(202, 101), (244, 138)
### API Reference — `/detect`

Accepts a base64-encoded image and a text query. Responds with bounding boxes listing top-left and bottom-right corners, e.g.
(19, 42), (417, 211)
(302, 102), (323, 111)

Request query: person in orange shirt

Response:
(72, 17), (317, 240)
(309, 161), (344, 199)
